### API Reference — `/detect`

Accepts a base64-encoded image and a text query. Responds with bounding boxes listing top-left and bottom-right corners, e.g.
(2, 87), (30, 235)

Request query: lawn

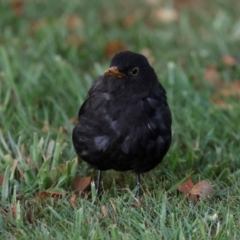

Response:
(1, 0), (240, 239)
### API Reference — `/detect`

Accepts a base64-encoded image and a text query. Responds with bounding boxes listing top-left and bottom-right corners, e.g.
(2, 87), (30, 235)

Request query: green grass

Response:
(1, 0), (240, 239)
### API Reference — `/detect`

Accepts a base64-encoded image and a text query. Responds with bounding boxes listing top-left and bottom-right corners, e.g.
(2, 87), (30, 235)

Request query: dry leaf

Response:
(101, 205), (109, 218)
(9, 0), (24, 17)
(66, 15), (83, 30)
(60, 126), (69, 135)
(105, 41), (128, 58)
(73, 176), (91, 193)
(122, 15), (136, 28)
(153, 8), (179, 23)
(128, 201), (142, 208)
(70, 194), (78, 208)
(35, 190), (65, 199)
(219, 81), (240, 98)
(29, 19), (46, 35)
(177, 178), (194, 195)
(210, 98), (233, 109)
(67, 35), (84, 48)
(11, 204), (17, 218)
(70, 116), (78, 125)
(178, 178), (214, 201)
(0, 173), (4, 186)
(222, 55), (237, 67)
(20, 143), (25, 157)
(204, 65), (222, 86)
(190, 180), (214, 199)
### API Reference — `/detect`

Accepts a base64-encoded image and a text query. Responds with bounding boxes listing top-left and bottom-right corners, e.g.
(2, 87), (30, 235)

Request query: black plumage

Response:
(72, 51), (172, 197)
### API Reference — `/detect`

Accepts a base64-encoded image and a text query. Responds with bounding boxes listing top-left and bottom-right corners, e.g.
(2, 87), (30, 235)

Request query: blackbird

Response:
(72, 51), (172, 198)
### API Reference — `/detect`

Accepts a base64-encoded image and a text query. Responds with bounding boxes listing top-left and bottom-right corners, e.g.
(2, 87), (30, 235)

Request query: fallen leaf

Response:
(190, 180), (214, 199)
(35, 189), (66, 199)
(60, 126), (69, 135)
(204, 65), (222, 86)
(110, 200), (118, 223)
(0, 174), (4, 186)
(11, 204), (17, 219)
(73, 176), (91, 193)
(105, 41), (128, 58)
(177, 178), (194, 195)
(101, 205), (108, 218)
(178, 178), (214, 201)
(66, 15), (83, 30)
(28, 19), (46, 35)
(70, 116), (78, 125)
(222, 55), (237, 67)
(219, 81), (240, 98)
(153, 8), (179, 23)
(122, 15), (136, 28)
(67, 35), (84, 48)
(210, 98), (233, 109)
(9, 0), (24, 17)
(70, 194), (78, 208)
(128, 201), (142, 208)
(20, 143), (25, 157)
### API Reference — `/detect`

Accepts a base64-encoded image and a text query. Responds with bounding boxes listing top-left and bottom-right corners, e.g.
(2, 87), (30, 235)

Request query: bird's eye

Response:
(130, 67), (139, 76)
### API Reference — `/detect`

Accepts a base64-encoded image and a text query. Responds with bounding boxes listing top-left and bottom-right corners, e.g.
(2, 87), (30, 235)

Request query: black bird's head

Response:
(103, 51), (158, 93)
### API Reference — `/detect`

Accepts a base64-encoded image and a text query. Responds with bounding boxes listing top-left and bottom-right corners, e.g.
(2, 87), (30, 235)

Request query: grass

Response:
(1, 0), (240, 239)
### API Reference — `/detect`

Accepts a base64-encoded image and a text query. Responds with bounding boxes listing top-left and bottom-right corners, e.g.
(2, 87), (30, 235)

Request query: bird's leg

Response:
(96, 170), (102, 196)
(136, 173), (141, 199)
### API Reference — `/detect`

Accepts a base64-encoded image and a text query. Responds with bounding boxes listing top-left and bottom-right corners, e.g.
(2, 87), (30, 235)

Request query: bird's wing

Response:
(78, 77), (103, 117)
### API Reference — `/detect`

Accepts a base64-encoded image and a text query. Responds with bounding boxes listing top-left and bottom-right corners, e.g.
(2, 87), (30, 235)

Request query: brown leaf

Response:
(9, 0), (24, 17)
(11, 204), (17, 219)
(178, 178), (214, 201)
(153, 8), (179, 23)
(0, 174), (4, 187)
(60, 126), (69, 135)
(66, 15), (83, 30)
(122, 15), (136, 28)
(190, 180), (214, 199)
(70, 116), (78, 125)
(70, 194), (78, 208)
(73, 176), (91, 193)
(101, 205), (109, 218)
(105, 41), (128, 58)
(204, 65), (222, 86)
(67, 35), (84, 48)
(110, 200), (118, 223)
(210, 98), (233, 109)
(177, 178), (194, 195)
(28, 19), (46, 35)
(219, 81), (240, 98)
(128, 201), (142, 208)
(222, 55), (237, 67)
(35, 190), (65, 199)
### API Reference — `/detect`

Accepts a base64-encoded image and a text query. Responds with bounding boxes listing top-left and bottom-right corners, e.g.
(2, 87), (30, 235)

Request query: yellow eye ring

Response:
(130, 67), (139, 76)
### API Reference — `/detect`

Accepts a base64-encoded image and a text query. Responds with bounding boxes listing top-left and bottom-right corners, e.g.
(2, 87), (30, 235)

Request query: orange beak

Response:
(104, 66), (126, 78)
